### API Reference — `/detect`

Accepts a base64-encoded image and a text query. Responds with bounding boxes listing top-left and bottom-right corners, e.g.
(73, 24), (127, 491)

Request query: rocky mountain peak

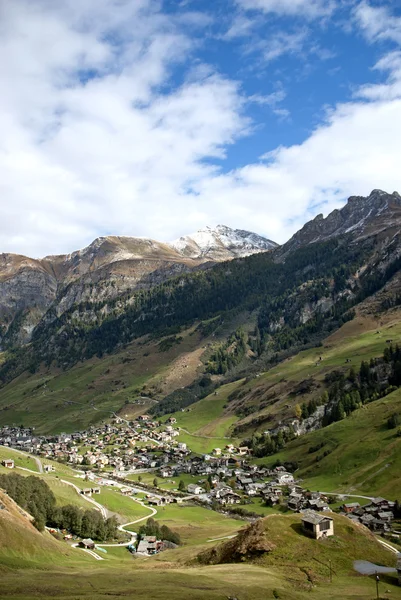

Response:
(279, 189), (401, 257)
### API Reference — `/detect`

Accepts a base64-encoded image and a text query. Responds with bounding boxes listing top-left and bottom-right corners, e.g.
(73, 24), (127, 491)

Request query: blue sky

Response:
(1, 0), (401, 256)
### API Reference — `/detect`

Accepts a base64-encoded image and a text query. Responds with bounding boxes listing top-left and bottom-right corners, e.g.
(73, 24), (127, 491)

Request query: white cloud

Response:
(258, 29), (309, 61)
(195, 96), (401, 243)
(354, 1), (401, 45)
(1, 0), (401, 257)
(0, 0), (249, 256)
(222, 14), (257, 40)
(235, 0), (336, 19)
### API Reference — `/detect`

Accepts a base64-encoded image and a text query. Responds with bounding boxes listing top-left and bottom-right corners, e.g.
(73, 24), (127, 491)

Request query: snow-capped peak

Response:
(169, 225), (277, 260)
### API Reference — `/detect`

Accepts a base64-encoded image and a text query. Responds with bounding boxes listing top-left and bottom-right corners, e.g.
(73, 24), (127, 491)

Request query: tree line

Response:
(0, 473), (118, 540)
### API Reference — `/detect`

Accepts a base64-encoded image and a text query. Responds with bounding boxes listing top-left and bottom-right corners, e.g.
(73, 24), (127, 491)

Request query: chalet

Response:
(307, 499), (330, 512)
(137, 415), (149, 422)
(1, 459), (14, 469)
(301, 510), (334, 539)
(288, 493), (304, 511)
(167, 417), (177, 424)
(237, 446), (250, 456)
(82, 488), (93, 496)
(218, 490), (242, 505)
(177, 442), (187, 451)
(91, 487), (101, 495)
(160, 467), (172, 478)
(120, 487), (132, 496)
(80, 538), (95, 549)
(148, 497), (162, 506)
(237, 476), (253, 489)
(187, 484), (203, 495)
(43, 464), (55, 473)
(343, 502), (360, 514)
(265, 493), (281, 507)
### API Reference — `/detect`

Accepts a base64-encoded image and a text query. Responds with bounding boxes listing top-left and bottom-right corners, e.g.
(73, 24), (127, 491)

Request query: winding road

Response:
(60, 479), (108, 519)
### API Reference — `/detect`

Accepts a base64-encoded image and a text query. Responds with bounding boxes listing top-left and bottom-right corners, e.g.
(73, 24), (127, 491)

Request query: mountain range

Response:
(0, 188), (401, 437)
(1, 189), (399, 351)
(0, 225), (276, 348)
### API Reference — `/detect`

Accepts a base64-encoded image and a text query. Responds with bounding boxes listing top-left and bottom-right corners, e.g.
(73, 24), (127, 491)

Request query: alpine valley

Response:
(2, 189), (401, 600)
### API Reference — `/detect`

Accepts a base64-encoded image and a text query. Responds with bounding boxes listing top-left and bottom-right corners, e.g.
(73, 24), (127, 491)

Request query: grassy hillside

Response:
(0, 446), (40, 472)
(1, 510), (400, 600)
(0, 326), (208, 433)
(152, 503), (243, 545)
(271, 387), (401, 498)
(0, 489), (91, 569)
(228, 310), (401, 436)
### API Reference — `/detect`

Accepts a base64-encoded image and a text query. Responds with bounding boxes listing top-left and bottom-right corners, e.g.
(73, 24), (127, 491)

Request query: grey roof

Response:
(301, 510), (333, 525)
(81, 538), (95, 545)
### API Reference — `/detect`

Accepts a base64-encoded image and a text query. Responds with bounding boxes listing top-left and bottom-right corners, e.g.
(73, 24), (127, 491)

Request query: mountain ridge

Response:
(280, 189), (401, 257)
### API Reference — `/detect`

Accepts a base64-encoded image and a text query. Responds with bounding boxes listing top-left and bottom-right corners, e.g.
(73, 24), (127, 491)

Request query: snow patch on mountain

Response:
(170, 225), (277, 259)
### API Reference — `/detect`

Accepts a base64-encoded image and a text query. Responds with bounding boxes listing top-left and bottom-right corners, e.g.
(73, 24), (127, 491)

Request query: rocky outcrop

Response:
(198, 519), (275, 564)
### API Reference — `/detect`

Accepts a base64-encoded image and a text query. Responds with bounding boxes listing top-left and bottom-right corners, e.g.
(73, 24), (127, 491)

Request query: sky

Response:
(1, 0), (401, 257)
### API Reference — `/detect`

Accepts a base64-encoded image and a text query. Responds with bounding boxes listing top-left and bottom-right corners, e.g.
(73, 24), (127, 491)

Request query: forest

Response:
(2, 232), (401, 385)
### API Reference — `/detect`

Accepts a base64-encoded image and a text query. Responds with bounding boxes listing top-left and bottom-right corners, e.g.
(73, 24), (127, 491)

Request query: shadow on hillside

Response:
(290, 522), (307, 537)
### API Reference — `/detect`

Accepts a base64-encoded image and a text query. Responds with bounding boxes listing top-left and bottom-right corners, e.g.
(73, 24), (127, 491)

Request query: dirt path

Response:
(72, 545), (104, 560)
(313, 491), (375, 501)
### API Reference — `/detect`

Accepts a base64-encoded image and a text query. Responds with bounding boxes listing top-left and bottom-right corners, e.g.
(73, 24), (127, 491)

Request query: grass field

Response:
(128, 471), (202, 492)
(166, 381), (241, 436)
(151, 503), (243, 545)
(96, 487), (152, 522)
(0, 446), (40, 472)
(175, 430), (241, 454)
(1, 508), (401, 599)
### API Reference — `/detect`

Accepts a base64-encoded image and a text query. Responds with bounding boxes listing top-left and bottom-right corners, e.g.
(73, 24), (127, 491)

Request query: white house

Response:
(301, 510), (334, 539)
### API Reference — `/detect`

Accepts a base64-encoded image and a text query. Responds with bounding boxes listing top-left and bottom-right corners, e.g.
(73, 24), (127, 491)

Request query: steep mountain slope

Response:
(171, 224), (277, 259)
(0, 489), (84, 567)
(0, 227), (275, 349)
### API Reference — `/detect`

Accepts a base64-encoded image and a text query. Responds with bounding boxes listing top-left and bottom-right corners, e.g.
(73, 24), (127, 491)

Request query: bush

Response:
(387, 413), (400, 429)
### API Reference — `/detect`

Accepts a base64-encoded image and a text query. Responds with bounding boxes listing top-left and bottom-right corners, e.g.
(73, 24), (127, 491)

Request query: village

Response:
(1, 416), (401, 555)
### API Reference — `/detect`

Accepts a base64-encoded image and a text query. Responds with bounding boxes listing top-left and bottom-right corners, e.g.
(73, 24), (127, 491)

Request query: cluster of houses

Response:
(341, 497), (398, 532)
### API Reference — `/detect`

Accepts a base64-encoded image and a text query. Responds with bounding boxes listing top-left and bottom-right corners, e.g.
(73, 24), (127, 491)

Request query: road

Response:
(60, 479), (108, 518)
(377, 539), (400, 555)
(97, 499), (158, 547)
(313, 491), (375, 501)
